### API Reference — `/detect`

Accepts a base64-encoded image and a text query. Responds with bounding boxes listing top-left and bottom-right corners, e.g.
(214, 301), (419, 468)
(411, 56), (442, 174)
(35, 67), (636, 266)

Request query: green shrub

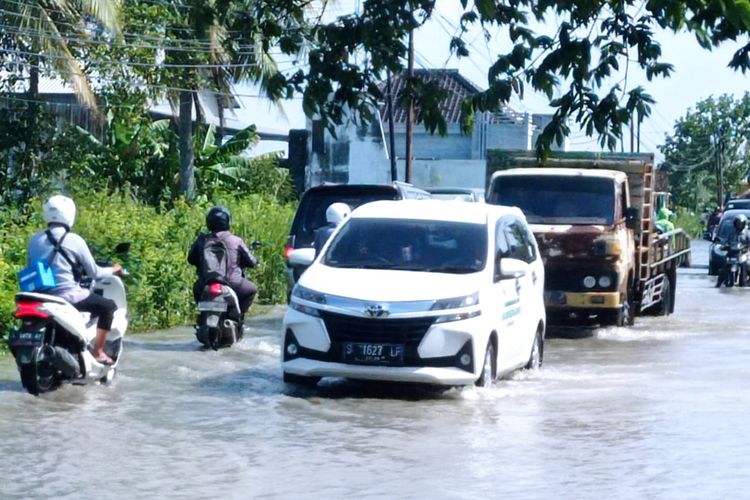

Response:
(0, 192), (295, 351)
(673, 207), (704, 239)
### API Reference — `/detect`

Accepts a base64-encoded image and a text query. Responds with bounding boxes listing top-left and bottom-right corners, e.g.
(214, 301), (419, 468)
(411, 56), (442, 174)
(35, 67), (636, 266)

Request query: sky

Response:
(409, 2), (750, 161)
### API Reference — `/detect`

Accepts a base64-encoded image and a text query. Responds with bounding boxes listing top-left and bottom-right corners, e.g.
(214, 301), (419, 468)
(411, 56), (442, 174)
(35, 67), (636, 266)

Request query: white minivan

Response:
(282, 200), (546, 388)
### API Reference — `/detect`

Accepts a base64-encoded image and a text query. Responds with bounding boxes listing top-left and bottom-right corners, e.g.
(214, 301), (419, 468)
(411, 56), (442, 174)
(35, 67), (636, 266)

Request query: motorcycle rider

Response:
(314, 202), (351, 255)
(188, 206), (259, 316)
(716, 213), (750, 287)
(26, 195), (122, 364)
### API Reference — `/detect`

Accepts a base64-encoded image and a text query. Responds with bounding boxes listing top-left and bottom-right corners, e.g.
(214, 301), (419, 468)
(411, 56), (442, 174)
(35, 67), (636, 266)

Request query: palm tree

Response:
(0, 0), (120, 108)
(162, 0), (302, 201)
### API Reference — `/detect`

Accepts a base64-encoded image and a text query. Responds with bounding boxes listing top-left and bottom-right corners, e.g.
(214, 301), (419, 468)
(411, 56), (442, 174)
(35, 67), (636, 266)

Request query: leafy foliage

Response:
(0, 192), (296, 350)
(660, 93), (750, 210)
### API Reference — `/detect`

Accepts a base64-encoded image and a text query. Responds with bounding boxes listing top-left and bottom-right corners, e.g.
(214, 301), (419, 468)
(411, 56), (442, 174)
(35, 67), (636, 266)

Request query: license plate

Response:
(8, 330), (45, 347)
(198, 301), (227, 312)
(342, 342), (404, 365)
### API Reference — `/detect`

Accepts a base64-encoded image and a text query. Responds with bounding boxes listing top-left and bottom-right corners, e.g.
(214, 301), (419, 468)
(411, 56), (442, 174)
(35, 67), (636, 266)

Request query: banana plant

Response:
(193, 123), (259, 186)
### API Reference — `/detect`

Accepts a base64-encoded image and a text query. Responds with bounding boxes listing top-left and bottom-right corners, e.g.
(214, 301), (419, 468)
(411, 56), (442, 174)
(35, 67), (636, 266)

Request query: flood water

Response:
(1, 240), (749, 499)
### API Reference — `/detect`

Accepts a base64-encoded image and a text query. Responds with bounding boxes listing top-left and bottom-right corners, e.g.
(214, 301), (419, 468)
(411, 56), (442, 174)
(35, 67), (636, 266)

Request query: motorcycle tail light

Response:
(14, 301), (49, 319)
(284, 245), (294, 260)
(209, 283), (223, 297)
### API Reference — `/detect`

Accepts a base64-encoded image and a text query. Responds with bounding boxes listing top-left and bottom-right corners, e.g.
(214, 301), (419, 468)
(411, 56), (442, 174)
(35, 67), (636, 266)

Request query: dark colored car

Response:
(284, 182), (431, 293)
(725, 199), (750, 211)
(708, 209), (750, 275)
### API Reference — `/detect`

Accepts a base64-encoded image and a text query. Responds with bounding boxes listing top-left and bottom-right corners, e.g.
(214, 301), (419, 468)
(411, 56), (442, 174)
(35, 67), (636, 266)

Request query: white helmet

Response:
(43, 195), (76, 228)
(326, 202), (351, 225)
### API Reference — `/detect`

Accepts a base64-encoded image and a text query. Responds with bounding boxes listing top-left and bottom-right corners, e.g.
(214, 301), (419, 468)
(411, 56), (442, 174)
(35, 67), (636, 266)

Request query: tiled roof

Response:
(379, 68), (523, 125)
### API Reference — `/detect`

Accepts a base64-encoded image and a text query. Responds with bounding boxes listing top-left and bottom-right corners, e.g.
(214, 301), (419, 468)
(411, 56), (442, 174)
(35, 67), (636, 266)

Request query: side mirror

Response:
(495, 257), (529, 281)
(703, 231), (713, 242)
(625, 207), (640, 230)
(288, 248), (316, 267)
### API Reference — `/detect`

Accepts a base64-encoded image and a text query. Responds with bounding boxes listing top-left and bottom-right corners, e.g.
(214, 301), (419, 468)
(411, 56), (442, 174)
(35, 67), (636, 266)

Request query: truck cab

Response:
(488, 168), (637, 325)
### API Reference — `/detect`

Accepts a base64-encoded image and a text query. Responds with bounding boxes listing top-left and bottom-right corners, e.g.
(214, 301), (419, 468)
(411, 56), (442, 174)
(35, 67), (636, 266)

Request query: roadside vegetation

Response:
(0, 189), (295, 352)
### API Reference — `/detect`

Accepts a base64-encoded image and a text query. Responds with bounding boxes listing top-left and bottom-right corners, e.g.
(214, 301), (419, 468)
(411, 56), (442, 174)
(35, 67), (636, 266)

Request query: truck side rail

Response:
(649, 228), (691, 269)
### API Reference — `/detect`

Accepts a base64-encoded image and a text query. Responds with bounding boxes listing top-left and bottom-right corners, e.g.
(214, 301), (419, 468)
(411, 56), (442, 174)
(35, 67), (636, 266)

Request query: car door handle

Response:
(531, 271), (537, 284)
(515, 279), (521, 294)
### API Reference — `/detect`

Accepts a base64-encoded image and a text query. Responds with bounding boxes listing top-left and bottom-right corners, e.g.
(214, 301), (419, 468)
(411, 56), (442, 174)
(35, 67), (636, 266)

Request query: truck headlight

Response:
(583, 276), (596, 289)
(598, 276), (612, 288)
(594, 239), (621, 256)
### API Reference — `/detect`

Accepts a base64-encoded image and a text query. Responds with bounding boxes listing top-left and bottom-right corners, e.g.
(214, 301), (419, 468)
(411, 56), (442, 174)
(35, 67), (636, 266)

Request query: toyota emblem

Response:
(364, 304), (389, 318)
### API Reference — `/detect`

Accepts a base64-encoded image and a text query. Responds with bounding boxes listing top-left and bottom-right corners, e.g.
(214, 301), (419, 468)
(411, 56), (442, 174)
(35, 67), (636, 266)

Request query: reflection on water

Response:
(1, 242), (749, 498)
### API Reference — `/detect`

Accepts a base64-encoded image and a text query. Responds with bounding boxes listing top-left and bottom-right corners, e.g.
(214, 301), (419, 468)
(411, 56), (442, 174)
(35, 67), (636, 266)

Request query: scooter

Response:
(717, 242), (749, 287)
(8, 261), (129, 396)
(193, 240), (260, 350)
(194, 282), (244, 350)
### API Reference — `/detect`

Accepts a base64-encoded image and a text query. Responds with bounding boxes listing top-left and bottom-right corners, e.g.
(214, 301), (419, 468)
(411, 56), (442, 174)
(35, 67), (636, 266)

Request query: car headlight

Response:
(291, 285), (327, 304)
(598, 275), (612, 288)
(583, 276), (596, 289)
(430, 292), (479, 310)
(289, 302), (321, 317)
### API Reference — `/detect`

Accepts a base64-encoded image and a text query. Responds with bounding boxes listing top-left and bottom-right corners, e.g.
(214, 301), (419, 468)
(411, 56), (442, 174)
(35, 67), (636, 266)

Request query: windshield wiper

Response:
(425, 266), (478, 274)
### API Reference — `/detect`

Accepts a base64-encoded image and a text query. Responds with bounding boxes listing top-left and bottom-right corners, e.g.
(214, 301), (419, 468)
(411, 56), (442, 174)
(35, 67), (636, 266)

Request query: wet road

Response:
(1, 240), (749, 499)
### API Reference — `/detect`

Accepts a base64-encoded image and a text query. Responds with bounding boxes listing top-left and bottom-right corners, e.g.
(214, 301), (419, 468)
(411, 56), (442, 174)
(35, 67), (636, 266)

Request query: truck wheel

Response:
(657, 274), (673, 316)
(615, 291), (634, 327)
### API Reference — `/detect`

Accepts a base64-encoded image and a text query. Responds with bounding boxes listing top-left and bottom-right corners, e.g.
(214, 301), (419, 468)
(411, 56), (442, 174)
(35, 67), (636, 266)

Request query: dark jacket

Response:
(188, 231), (258, 285)
(313, 223), (337, 256)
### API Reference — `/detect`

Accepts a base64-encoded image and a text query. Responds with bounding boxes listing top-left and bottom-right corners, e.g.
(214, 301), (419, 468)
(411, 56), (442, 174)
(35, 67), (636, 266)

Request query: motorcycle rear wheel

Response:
(23, 346), (59, 395)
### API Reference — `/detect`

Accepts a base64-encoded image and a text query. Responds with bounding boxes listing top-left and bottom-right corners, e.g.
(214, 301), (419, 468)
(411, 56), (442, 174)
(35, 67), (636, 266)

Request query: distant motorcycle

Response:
(194, 282), (244, 350)
(717, 242), (749, 288)
(194, 240), (261, 350)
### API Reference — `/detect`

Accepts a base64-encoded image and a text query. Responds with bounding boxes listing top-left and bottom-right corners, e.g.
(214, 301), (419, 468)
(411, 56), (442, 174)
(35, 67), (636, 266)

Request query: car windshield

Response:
(726, 200), (750, 210)
(323, 218), (487, 273)
(489, 175), (615, 225)
(716, 212), (750, 241)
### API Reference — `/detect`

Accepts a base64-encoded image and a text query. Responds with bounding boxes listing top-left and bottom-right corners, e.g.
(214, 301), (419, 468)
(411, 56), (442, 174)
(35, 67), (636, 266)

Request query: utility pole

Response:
(636, 110), (641, 153)
(386, 69), (397, 182)
(405, 29), (415, 183)
(630, 118), (634, 153)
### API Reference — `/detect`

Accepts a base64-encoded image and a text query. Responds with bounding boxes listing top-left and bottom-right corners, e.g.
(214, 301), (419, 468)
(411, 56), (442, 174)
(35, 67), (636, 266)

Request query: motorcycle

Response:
(8, 244), (130, 395)
(717, 241), (749, 288)
(194, 240), (261, 350)
(194, 282), (244, 350)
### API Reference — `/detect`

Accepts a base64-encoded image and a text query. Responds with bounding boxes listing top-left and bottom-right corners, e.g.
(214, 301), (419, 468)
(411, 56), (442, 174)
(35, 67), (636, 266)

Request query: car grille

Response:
(318, 311), (437, 365)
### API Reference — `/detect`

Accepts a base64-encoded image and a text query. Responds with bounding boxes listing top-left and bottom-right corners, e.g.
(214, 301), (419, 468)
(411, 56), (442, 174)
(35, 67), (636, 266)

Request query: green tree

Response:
(660, 94), (750, 210)
(0, 0), (119, 105)
(283, 1), (750, 157)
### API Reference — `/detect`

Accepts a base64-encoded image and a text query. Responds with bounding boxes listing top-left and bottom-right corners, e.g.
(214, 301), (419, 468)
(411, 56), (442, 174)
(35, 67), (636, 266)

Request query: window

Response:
(490, 175), (615, 225)
(499, 218), (537, 263)
(324, 218), (487, 273)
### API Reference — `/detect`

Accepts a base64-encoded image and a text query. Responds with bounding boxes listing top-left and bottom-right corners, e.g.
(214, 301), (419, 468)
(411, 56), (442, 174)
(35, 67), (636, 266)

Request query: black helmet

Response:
(734, 214), (748, 231)
(206, 205), (231, 232)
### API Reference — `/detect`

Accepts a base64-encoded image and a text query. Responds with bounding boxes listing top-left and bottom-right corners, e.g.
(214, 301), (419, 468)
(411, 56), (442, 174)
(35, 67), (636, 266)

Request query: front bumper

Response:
(281, 307), (483, 385)
(544, 291), (621, 310)
(282, 358), (478, 385)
